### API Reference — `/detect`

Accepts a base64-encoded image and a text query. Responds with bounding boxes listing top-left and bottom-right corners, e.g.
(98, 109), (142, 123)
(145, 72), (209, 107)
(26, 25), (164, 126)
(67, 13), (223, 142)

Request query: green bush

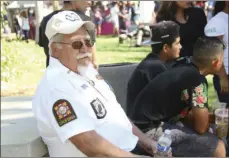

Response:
(1, 39), (23, 82)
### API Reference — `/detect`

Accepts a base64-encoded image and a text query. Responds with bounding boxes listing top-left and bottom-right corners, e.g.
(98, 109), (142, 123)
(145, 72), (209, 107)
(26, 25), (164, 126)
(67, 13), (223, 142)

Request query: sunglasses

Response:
(55, 39), (94, 49)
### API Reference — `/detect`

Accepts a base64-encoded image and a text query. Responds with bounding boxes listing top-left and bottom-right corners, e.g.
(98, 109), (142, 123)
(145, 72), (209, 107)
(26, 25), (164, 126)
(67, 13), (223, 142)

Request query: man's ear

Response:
(212, 58), (220, 69)
(50, 43), (61, 57)
(162, 44), (169, 53)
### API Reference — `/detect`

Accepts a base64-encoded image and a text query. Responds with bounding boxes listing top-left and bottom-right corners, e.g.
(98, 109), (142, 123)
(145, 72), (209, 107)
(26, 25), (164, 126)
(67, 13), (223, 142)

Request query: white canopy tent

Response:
(7, 1), (35, 9)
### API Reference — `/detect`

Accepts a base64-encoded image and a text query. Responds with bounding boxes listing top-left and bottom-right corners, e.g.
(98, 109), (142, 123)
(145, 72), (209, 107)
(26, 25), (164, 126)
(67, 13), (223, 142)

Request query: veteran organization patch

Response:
(53, 99), (77, 127)
(91, 98), (107, 119)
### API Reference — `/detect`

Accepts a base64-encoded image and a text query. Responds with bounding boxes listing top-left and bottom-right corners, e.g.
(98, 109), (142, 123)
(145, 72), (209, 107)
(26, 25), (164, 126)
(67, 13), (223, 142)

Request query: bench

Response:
(1, 63), (138, 157)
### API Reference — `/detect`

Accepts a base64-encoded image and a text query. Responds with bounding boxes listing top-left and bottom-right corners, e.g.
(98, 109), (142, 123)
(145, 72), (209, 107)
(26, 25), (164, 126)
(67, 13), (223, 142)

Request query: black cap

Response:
(149, 21), (180, 45)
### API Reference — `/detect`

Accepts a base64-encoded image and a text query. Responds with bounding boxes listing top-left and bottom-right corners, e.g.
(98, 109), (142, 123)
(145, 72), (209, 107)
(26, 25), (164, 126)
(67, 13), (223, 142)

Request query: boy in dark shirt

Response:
(130, 37), (226, 157)
(126, 21), (182, 116)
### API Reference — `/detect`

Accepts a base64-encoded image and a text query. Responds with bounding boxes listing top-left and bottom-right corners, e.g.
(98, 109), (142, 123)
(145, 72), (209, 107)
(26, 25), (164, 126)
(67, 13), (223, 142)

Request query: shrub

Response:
(1, 39), (22, 82)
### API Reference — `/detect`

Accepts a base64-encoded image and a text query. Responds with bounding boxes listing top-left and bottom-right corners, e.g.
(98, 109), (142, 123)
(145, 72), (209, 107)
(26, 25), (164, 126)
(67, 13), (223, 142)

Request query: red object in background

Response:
(196, 1), (205, 8)
(101, 22), (114, 35)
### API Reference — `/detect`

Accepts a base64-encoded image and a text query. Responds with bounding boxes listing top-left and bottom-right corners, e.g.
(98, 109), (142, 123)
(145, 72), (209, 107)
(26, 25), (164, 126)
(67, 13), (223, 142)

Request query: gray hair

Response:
(48, 33), (64, 55)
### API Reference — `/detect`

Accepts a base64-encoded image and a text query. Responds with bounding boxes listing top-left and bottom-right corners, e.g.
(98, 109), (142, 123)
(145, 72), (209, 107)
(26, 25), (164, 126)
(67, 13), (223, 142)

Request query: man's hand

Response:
(130, 120), (157, 156)
(219, 76), (229, 93)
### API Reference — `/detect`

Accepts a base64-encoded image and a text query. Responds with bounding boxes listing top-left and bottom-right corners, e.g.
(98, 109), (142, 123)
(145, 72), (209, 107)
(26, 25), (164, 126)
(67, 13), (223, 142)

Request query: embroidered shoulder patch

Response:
(53, 99), (77, 127)
(90, 98), (107, 119)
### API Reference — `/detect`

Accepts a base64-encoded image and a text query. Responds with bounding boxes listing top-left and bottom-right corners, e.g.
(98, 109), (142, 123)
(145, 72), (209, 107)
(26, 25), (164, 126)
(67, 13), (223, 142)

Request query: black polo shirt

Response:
(129, 63), (208, 130)
(126, 53), (169, 116)
(38, 10), (96, 57)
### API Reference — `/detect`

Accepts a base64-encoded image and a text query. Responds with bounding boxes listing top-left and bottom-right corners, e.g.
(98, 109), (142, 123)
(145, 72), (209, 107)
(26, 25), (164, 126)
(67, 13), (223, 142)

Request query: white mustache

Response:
(76, 53), (92, 60)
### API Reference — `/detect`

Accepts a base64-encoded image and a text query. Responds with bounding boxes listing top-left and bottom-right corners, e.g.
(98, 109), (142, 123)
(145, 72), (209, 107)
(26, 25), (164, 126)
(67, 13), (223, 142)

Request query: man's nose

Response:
(80, 42), (88, 53)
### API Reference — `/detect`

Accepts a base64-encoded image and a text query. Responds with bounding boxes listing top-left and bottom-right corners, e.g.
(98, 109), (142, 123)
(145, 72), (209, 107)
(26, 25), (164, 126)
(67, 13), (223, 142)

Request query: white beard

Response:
(78, 64), (90, 77)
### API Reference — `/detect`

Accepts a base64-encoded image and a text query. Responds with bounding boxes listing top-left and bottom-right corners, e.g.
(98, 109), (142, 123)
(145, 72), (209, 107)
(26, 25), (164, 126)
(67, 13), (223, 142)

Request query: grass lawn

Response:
(1, 36), (217, 107)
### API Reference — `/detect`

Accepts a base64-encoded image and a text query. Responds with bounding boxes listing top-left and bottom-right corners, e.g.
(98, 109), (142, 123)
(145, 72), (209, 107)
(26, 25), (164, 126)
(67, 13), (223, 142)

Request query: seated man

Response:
(129, 37), (226, 157)
(127, 21), (182, 115)
(32, 11), (157, 157)
(126, 24), (151, 47)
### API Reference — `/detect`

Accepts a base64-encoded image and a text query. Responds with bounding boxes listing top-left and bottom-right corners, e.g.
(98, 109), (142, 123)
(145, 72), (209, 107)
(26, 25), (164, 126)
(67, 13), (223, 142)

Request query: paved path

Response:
(1, 96), (38, 146)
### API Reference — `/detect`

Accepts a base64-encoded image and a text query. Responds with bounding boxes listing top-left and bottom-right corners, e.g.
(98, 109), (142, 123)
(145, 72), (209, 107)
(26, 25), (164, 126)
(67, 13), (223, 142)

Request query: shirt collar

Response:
(49, 57), (71, 74)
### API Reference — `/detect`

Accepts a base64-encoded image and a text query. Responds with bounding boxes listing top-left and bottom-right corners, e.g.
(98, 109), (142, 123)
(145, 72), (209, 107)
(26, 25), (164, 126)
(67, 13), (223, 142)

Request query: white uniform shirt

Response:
(32, 57), (138, 157)
(205, 12), (229, 74)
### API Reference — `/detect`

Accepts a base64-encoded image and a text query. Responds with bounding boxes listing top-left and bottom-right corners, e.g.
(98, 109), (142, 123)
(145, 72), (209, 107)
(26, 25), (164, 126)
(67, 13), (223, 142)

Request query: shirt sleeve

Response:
(43, 86), (97, 144)
(205, 17), (225, 37)
(191, 82), (208, 109)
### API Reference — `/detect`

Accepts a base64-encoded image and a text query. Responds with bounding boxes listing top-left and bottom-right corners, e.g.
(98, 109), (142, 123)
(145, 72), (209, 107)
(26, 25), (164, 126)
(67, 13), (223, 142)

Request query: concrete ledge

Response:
(1, 98), (48, 157)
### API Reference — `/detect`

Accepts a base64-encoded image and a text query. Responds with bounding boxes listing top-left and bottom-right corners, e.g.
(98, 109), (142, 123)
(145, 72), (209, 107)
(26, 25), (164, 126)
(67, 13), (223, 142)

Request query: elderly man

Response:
(39, 0), (97, 69)
(33, 11), (157, 157)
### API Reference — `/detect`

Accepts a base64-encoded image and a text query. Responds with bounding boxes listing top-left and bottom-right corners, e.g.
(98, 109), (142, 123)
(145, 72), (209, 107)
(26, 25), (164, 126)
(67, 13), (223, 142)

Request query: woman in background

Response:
(110, 2), (120, 36)
(20, 10), (30, 43)
(156, 1), (207, 57)
(28, 8), (36, 40)
(93, 2), (103, 36)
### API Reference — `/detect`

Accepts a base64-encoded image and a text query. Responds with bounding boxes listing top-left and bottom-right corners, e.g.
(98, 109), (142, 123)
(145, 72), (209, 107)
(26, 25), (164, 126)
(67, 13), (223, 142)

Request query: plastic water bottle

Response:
(156, 130), (172, 156)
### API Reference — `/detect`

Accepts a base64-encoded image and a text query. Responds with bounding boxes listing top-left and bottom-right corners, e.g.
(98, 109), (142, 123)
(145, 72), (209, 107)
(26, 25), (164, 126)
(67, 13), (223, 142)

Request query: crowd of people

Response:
(12, 8), (36, 42)
(30, 0), (228, 157)
(87, 1), (155, 37)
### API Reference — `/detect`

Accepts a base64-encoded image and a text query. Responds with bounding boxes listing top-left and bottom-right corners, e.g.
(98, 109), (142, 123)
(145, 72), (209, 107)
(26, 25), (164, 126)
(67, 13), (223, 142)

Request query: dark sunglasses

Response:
(55, 39), (94, 49)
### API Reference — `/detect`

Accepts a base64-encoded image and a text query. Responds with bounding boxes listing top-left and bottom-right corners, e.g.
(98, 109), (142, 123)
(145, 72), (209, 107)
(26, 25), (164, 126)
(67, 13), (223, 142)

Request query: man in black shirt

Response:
(130, 37), (226, 157)
(39, 1), (97, 68)
(126, 21), (182, 116)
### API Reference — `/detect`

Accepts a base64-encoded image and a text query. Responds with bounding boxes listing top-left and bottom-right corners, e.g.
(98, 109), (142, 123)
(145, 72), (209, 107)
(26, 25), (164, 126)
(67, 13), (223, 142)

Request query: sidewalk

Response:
(1, 96), (47, 157)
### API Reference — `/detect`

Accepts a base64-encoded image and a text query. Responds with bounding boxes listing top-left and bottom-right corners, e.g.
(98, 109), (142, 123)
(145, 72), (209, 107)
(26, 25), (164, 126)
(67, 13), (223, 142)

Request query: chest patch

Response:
(53, 99), (77, 127)
(91, 98), (107, 119)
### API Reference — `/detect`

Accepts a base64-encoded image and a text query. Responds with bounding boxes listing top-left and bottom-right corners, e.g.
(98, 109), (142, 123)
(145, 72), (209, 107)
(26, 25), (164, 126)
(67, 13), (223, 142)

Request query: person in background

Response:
(28, 9), (36, 40)
(118, 1), (128, 33)
(206, 0), (216, 20)
(93, 3), (103, 36)
(205, 1), (229, 109)
(13, 12), (21, 40)
(20, 10), (30, 43)
(126, 1), (136, 25)
(134, 1), (155, 47)
(110, 2), (120, 36)
(39, 0), (97, 69)
(102, 2), (111, 24)
(156, 1), (207, 57)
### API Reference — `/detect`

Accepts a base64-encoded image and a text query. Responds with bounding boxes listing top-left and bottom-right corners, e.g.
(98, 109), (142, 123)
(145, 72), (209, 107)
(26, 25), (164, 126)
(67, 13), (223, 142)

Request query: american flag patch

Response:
(81, 84), (88, 90)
